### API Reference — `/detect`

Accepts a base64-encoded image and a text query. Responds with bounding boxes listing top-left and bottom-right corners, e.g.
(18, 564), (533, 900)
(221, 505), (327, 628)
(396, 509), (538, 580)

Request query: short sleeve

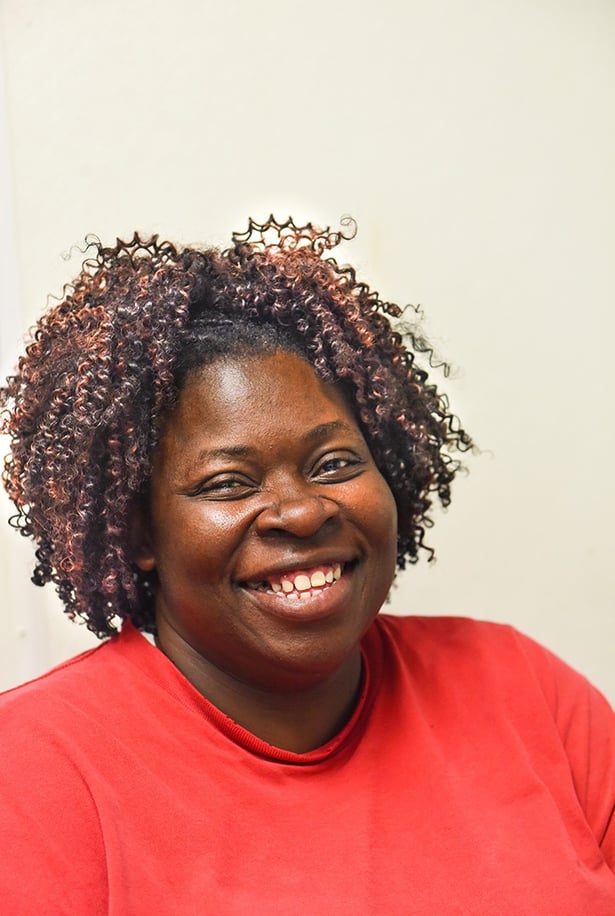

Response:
(513, 630), (615, 869)
(0, 699), (108, 913)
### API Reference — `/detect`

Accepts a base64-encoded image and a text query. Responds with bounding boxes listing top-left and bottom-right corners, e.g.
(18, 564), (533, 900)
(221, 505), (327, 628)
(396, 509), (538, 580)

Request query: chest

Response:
(89, 708), (615, 915)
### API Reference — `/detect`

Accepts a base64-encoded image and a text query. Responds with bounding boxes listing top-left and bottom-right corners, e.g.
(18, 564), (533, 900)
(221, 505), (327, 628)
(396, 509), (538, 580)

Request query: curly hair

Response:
(1, 216), (472, 638)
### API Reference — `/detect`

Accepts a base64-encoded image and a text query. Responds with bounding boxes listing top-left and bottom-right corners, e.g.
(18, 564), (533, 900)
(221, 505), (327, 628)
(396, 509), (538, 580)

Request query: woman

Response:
(1, 217), (614, 913)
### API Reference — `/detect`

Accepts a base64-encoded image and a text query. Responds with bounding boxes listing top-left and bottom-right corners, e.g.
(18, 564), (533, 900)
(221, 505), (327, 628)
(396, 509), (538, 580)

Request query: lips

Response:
(244, 563), (345, 599)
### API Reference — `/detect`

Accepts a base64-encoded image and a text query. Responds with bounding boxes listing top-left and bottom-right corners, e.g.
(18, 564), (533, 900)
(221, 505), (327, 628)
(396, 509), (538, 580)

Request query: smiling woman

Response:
(134, 353), (398, 750)
(0, 218), (614, 913)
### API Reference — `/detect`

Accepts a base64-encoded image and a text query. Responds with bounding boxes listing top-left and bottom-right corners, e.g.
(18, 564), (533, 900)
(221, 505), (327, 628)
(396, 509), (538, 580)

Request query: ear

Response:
(128, 498), (157, 572)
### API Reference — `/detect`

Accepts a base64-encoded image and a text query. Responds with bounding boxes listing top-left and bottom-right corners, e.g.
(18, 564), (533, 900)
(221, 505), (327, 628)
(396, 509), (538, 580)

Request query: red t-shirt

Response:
(1, 614), (614, 914)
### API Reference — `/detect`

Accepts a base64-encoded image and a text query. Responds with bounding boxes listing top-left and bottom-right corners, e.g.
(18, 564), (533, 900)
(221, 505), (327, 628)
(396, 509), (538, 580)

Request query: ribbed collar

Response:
(112, 619), (382, 766)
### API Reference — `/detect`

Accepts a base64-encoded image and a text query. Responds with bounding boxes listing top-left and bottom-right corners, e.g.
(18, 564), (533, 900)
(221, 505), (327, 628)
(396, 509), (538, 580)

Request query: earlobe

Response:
(128, 500), (157, 572)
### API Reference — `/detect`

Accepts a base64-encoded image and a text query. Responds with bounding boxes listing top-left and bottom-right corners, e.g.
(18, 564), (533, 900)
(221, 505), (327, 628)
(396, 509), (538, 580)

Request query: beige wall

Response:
(1, 0), (614, 701)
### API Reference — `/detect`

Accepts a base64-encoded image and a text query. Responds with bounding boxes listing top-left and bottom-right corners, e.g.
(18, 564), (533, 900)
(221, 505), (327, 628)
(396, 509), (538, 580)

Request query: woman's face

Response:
(135, 351), (398, 691)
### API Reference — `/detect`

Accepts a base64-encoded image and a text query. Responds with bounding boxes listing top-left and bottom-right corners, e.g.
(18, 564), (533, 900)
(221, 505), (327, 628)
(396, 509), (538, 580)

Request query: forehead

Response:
(158, 352), (360, 458)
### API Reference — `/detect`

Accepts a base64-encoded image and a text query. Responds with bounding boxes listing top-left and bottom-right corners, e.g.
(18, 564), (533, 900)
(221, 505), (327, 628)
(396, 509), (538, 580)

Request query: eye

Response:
(312, 452), (366, 482)
(191, 475), (258, 500)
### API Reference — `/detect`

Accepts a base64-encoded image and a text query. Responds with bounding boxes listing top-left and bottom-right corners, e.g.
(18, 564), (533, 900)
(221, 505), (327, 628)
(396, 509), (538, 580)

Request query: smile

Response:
(244, 563), (344, 599)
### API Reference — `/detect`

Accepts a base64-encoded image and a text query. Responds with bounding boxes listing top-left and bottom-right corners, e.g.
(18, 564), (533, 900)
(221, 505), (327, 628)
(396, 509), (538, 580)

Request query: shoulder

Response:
(0, 636), (124, 787)
(0, 636), (117, 719)
(372, 612), (601, 695)
(370, 613), (615, 864)
(374, 610), (541, 652)
(369, 613), (615, 757)
(0, 650), (111, 912)
(0, 624), (156, 752)
(0, 626), (153, 880)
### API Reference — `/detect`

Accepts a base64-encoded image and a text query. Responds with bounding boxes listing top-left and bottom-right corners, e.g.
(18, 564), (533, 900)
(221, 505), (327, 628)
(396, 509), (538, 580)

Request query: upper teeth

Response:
(248, 564), (343, 595)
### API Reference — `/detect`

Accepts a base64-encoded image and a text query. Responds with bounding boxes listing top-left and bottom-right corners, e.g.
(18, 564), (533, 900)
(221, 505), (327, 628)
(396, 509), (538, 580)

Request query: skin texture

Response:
(133, 352), (398, 751)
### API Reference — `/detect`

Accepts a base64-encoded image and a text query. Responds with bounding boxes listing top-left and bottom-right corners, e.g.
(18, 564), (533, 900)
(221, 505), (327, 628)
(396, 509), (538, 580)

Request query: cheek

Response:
(153, 502), (254, 582)
(351, 474), (398, 552)
(376, 486), (399, 558)
(350, 477), (398, 610)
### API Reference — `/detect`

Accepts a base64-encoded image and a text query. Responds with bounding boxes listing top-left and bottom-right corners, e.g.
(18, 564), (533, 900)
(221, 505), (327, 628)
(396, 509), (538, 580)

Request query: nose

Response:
(254, 491), (340, 539)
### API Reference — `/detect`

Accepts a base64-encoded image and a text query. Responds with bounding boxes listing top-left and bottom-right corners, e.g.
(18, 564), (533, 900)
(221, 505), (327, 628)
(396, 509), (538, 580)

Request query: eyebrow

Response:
(302, 420), (356, 443)
(195, 421), (357, 464)
(196, 445), (254, 462)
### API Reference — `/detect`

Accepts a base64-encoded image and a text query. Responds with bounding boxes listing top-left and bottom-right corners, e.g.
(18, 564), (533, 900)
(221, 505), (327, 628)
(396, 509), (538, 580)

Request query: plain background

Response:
(0, 0), (613, 701)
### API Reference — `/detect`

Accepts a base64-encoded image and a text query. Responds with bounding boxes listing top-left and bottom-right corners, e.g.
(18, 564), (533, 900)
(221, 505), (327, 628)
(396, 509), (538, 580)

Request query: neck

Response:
(155, 623), (363, 754)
